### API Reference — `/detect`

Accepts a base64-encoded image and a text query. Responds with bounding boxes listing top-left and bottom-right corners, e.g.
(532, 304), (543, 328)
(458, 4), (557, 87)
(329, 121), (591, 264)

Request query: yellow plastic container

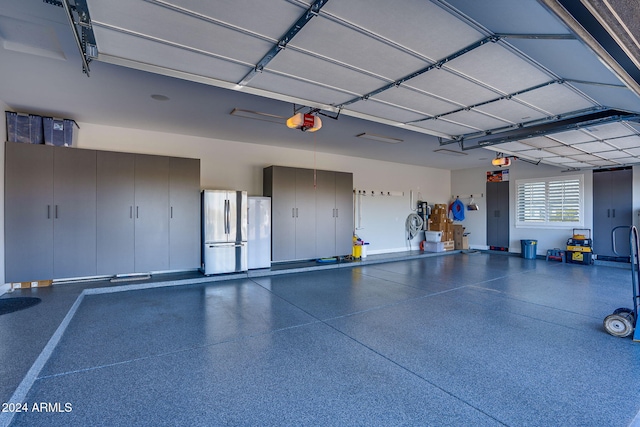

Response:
(352, 245), (362, 258)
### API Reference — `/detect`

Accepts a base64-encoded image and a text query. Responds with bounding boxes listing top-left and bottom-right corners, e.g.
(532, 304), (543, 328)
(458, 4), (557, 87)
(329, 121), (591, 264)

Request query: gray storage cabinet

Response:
(169, 157), (201, 270)
(53, 147), (97, 278)
(264, 166), (353, 262)
(134, 154), (170, 272)
(315, 170), (353, 259)
(5, 142), (97, 281)
(264, 166), (316, 261)
(486, 180), (510, 249)
(96, 151), (135, 275)
(6, 142), (201, 282)
(593, 168), (632, 259)
(5, 142), (55, 282)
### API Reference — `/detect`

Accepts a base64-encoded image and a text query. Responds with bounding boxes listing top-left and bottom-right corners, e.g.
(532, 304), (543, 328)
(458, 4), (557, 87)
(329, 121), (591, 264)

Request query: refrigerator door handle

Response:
(228, 199), (232, 234)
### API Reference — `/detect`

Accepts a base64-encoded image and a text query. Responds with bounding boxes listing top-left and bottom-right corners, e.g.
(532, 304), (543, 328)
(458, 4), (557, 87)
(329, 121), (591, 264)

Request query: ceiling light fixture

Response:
(356, 133), (403, 144)
(286, 112), (322, 132)
(433, 148), (467, 156)
(230, 108), (287, 124)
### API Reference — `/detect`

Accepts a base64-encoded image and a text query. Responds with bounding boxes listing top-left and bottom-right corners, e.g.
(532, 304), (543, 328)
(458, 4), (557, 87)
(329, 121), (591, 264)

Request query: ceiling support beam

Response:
(236, 0), (329, 87)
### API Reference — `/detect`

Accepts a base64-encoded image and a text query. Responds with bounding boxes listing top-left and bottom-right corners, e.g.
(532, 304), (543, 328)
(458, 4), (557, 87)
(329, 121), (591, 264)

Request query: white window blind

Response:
(516, 175), (583, 227)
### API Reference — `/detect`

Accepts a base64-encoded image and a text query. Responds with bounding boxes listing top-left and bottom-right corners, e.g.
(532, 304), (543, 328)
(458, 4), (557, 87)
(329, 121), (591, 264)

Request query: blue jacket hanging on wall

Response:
(450, 198), (465, 221)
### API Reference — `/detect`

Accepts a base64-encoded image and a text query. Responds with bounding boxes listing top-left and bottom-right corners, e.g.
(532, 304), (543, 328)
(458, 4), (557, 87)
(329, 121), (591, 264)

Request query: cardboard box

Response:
(443, 240), (455, 251)
(455, 236), (469, 250)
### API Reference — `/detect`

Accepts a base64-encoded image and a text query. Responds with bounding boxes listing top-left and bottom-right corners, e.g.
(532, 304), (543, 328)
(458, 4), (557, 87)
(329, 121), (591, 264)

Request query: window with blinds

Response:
(516, 175), (583, 227)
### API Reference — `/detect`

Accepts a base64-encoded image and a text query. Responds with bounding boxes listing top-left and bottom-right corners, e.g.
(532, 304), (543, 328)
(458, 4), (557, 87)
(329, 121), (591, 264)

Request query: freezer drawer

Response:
(203, 242), (247, 275)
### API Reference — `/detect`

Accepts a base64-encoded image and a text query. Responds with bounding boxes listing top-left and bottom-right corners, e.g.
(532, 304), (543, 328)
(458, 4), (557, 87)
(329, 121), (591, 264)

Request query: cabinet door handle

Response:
(171, 206), (173, 219)
(130, 206), (133, 219)
(335, 208), (338, 217)
(47, 205), (51, 219)
(292, 208), (295, 218)
(55, 205), (58, 219)
(296, 207), (299, 218)
(136, 206), (139, 219)
(612, 209), (615, 218)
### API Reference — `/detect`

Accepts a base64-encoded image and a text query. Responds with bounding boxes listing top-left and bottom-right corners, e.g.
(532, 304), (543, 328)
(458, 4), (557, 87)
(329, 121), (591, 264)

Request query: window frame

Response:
(515, 174), (584, 228)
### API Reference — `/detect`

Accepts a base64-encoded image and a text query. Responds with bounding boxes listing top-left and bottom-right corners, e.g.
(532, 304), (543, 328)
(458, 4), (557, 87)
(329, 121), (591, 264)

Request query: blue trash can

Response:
(521, 240), (537, 259)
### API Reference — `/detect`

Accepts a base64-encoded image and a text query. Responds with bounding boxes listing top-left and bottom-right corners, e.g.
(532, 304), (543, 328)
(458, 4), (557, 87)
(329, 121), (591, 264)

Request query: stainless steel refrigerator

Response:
(202, 190), (247, 275)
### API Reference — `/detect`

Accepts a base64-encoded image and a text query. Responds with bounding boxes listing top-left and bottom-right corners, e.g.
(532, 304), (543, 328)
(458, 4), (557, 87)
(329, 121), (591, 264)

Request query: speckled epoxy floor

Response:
(3, 253), (640, 426)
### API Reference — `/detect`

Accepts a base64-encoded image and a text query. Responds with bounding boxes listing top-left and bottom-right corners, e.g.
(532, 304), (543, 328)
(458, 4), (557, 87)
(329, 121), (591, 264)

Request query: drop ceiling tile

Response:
(405, 68), (499, 107)
(440, 110), (509, 132)
(603, 135), (640, 149)
(267, 50), (387, 96)
(323, 0), (483, 62)
(624, 147), (640, 156)
(597, 150), (631, 159)
(514, 84), (595, 115)
(474, 99), (547, 124)
(583, 122), (634, 139)
(250, 72), (355, 105)
(522, 136), (562, 148)
(92, 26), (254, 83)
(373, 86), (458, 117)
(571, 141), (617, 153)
(444, 42), (552, 94)
(545, 145), (585, 156)
(517, 149), (562, 158)
(347, 100), (429, 123)
(546, 130), (595, 144)
(290, 17), (427, 81)
(411, 119), (478, 136)
(495, 141), (535, 152)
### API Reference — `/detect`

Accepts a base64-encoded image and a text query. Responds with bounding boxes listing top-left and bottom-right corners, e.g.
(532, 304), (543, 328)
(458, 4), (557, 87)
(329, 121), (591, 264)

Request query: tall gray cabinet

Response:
(264, 166), (353, 262)
(486, 180), (510, 250)
(593, 168), (632, 259)
(6, 142), (201, 282)
(5, 142), (55, 282)
(5, 142), (97, 281)
(315, 170), (353, 259)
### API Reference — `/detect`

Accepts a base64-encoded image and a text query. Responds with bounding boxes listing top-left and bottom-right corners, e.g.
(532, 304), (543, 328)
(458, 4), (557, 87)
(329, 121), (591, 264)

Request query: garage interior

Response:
(1, 0), (640, 425)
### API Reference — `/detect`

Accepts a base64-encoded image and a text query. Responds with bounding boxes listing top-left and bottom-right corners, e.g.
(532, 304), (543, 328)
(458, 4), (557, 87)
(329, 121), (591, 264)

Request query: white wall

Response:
(76, 123), (451, 255)
(452, 160), (593, 256)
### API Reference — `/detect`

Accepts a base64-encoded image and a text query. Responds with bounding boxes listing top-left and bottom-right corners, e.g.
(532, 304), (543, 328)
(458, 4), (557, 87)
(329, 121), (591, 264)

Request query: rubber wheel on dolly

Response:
(603, 309), (636, 337)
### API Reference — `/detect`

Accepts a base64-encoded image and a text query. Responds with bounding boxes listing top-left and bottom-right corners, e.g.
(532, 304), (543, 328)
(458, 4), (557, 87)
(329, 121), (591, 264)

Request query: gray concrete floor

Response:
(1, 252), (640, 426)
